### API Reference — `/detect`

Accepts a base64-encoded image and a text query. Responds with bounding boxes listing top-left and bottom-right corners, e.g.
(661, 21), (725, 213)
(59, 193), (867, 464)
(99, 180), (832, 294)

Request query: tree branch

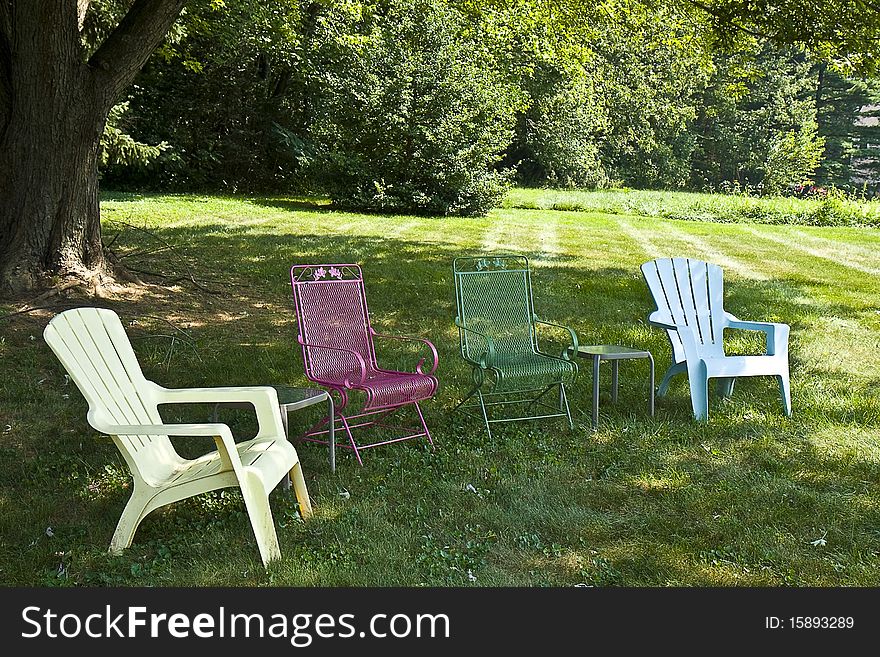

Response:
(103, 219), (221, 294)
(678, 0), (768, 40)
(88, 0), (188, 105)
(857, 0), (880, 13)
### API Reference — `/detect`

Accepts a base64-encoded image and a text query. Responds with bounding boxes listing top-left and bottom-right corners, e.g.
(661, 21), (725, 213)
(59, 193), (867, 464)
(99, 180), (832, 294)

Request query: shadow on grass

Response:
(247, 197), (336, 214)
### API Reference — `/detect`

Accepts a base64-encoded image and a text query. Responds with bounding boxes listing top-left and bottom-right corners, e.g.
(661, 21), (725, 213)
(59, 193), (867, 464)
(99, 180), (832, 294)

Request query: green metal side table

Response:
(571, 345), (655, 430)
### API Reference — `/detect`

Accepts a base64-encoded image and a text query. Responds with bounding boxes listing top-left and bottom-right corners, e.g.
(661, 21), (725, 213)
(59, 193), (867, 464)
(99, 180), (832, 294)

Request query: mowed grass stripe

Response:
(743, 225), (880, 278)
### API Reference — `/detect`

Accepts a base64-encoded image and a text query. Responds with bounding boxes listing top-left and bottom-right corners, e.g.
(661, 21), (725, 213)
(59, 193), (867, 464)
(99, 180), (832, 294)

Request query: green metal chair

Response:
(452, 255), (578, 437)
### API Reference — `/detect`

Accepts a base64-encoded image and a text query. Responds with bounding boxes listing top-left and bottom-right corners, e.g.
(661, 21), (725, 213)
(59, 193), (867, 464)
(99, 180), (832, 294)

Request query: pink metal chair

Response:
(290, 264), (439, 465)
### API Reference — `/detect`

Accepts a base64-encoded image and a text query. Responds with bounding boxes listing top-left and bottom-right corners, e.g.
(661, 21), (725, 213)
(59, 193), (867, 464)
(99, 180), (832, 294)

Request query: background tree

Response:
(101, 0), (304, 193)
(100, 102), (170, 172)
(299, 0), (519, 215)
(591, 5), (710, 188)
(487, 10), (609, 188)
(682, 0), (880, 76)
(814, 65), (880, 192)
(691, 45), (825, 192)
(3, 0), (879, 297)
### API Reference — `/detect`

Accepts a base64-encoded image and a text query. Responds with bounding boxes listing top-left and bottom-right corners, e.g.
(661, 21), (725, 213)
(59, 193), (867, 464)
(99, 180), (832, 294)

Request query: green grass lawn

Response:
(2, 189), (879, 586)
(505, 186), (880, 227)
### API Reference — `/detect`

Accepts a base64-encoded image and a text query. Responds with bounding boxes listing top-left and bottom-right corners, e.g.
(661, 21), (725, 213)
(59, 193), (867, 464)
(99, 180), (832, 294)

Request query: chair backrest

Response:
(290, 264), (376, 384)
(43, 307), (179, 480)
(453, 255), (537, 360)
(640, 257), (727, 361)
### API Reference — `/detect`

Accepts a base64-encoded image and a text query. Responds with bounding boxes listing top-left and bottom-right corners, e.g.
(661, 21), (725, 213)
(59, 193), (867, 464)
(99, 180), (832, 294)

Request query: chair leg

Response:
(559, 383), (573, 430)
(109, 489), (151, 555)
(657, 362), (687, 397)
(611, 361), (619, 403)
(476, 390), (493, 439)
(453, 383), (480, 412)
(338, 413), (364, 466)
(777, 373), (792, 416)
(716, 377), (736, 398)
(413, 401), (435, 449)
(592, 354), (600, 430)
(289, 461), (313, 518)
(239, 471), (282, 568)
(687, 361), (710, 421)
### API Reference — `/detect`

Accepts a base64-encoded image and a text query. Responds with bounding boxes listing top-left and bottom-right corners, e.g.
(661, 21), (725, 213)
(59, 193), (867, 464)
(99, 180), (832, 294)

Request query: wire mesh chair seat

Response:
(453, 255), (578, 438)
(480, 351), (577, 393)
(355, 369), (439, 407)
(290, 263), (439, 465)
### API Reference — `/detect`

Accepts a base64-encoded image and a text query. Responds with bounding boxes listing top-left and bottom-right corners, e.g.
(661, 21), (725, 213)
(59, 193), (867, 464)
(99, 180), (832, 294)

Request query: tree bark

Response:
(0, 0), (186, 298)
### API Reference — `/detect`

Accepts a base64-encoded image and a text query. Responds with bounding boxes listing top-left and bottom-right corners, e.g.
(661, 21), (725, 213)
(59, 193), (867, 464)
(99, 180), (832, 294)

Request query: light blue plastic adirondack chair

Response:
(640, 257), (791, 421)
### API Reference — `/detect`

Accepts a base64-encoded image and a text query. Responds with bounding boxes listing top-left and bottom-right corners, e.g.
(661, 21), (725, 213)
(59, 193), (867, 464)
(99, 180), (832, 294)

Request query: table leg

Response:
(611, 361), (619, 404)
(592, 355), (600, 431)
(281, 407), (292, 491)
(648, 353), (655, 417)
(327, 394), (336, 473)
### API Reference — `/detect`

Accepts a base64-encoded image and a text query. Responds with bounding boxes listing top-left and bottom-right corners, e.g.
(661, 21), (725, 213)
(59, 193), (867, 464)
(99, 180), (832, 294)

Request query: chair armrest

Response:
(534, 318), (579, 360)
(91, 418), (230, 438)
(87, 414), (251, 477)
(297, 338), (368, 387)
(370, 329), (439, 375)
(148, 383), (286, 439)
(152, 383), (279, 405)
(647, 310), (677, 331)
(454, 318), (496, 368)
(724, 314), (790, 357)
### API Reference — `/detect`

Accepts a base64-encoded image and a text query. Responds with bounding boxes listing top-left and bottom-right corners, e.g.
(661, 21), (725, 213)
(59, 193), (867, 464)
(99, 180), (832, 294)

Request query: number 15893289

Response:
(765, 616), (854, 629)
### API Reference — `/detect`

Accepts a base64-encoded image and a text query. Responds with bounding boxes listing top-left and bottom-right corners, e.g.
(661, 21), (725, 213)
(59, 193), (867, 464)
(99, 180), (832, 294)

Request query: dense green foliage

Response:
(303, 0), (518, 215)
(100, 0), (304, 192)
(100, 103), (170, 171)
(816, 66), (880, 191)
(681, 0), (880, 76)
(692, 46), (826, 194)
(95, 0), (880, 212)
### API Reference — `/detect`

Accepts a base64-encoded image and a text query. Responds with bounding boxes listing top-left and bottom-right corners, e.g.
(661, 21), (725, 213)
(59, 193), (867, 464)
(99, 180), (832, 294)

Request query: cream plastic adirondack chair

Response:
(43, 307), (312, 568)
(641, 258), (791, 421)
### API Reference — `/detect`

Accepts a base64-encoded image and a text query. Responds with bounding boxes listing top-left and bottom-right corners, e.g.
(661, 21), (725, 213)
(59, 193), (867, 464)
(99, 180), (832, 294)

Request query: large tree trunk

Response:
(0, 0), (187, 298)
(0, 56), (107, 294)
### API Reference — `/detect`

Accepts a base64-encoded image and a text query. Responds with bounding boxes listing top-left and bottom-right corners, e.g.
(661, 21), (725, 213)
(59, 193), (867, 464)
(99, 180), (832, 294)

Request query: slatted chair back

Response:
(43, 307), (178, 483)
(641, 257), (727, 361)
(453, 255), (536, 361)
(290, 264), (376, 385)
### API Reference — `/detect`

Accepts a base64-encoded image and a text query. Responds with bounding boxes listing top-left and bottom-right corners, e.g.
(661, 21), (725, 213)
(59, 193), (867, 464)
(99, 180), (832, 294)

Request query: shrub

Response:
(762, 120), (826, 196)
(304, 0), (519, 216)
(521, 72), (609, 189)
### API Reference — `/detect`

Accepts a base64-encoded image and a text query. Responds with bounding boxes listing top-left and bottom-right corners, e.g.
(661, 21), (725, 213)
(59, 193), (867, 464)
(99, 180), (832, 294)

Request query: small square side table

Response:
(571, 345), (655, 430)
